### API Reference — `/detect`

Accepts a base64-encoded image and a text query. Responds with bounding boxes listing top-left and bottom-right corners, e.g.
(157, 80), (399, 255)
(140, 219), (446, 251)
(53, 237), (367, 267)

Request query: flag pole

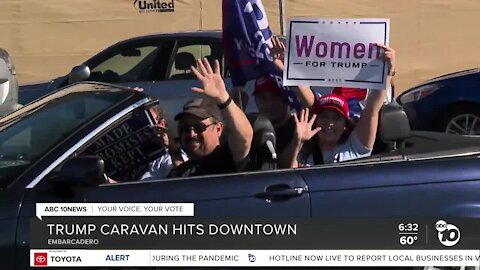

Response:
(279, 0), (285, 36)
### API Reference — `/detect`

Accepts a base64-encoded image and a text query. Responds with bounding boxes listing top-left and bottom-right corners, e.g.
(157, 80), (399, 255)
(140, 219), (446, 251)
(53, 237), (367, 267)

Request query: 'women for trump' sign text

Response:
(283, 18), (390, 89)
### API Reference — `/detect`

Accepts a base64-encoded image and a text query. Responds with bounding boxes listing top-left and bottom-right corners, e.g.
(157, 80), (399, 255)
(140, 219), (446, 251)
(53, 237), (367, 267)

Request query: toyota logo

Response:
(34, 252), (48, 266)
(35, 255), (46, 263)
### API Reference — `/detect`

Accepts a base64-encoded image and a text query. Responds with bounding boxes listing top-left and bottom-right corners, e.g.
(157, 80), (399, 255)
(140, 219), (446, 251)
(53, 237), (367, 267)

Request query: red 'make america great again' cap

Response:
(314, 93), (350, 120)
(253, 76), (283, 96)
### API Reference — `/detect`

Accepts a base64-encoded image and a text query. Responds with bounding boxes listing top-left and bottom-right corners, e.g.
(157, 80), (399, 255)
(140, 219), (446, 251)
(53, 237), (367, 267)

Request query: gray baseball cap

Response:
(174, 98), (221, 121)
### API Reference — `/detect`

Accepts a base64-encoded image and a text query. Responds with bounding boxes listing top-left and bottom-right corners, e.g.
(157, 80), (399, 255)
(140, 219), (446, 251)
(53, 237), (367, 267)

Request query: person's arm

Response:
(278, 108), (321, 168)
(106, 176), (117, 184)
(292, 85), (316, 109)
(390, 77), (395, 102)
(221, 93), (254, 162)
(191, 58), (253, 162)
(355, 44), (395, 149)
(167, 144), (186, 167)
(151, 122), (186, 168)
(271, 36), (315, 110)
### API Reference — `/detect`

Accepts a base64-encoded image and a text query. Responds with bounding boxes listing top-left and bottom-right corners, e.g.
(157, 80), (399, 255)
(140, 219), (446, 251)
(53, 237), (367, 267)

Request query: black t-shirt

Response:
(168, 144), (238, 178)
(298, 138), (324, 165)
(274, 117), (295, 154)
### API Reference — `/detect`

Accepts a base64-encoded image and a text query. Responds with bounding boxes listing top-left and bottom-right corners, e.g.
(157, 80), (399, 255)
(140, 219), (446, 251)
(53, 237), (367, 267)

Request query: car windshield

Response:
(0, 84), (133, 189)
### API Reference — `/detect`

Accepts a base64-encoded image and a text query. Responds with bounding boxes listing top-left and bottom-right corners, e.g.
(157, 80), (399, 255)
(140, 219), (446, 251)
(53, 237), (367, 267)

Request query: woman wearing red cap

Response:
(269, 37), (396, 166)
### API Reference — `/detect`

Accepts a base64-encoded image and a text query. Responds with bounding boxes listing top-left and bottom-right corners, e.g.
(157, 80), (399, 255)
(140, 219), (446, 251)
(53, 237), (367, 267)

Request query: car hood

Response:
(397, 67), (480, 104)
(423, 67), (480, 84)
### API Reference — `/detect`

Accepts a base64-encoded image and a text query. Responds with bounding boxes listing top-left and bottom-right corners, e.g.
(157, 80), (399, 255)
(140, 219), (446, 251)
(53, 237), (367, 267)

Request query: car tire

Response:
(434, 104), (480, 135)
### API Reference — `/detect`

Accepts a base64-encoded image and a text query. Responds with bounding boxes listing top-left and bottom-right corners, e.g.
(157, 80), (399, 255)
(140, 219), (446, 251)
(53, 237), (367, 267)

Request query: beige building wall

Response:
(0, 0), (479, 93)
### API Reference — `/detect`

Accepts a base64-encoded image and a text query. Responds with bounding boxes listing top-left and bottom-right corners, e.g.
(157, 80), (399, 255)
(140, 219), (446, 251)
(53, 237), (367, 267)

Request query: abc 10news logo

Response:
(435, 220), (460, 247)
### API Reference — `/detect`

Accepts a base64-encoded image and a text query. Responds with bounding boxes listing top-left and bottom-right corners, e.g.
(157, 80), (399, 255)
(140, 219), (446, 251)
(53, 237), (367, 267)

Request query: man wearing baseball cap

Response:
(168, 58), (253, 178)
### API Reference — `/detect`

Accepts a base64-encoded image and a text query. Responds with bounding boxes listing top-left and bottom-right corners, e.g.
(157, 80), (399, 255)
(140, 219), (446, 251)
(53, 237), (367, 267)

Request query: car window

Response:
(89, 45), (160, 84)
(75, 103), (165, 183)
(0, 90), (131, 189)
(39, 101), (165, 188)
(168, 40), (224, 80)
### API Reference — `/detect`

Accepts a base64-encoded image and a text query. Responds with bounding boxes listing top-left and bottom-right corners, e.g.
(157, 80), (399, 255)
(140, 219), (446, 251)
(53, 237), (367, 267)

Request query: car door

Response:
(300, 157), (480, 217)
(81, 169), (310, 218)
(0, 188), (24, 269)
(0, 113), (40, 269)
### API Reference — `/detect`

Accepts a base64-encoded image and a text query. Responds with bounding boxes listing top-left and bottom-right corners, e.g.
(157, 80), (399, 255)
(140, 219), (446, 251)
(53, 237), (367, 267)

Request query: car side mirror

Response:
(0, 59), (11, 105)
(59, 156), (107, 187)
(68, 65), (91, 84)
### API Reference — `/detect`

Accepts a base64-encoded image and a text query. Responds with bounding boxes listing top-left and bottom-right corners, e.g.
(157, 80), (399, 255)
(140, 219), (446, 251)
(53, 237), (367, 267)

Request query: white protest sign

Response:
(284, 18), (390, 89)
(36, 203), (194, 220)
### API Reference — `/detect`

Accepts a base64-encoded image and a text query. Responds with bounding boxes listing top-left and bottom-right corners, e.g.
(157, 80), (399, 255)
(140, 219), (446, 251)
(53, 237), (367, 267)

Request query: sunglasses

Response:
(178, 122), (216, 134)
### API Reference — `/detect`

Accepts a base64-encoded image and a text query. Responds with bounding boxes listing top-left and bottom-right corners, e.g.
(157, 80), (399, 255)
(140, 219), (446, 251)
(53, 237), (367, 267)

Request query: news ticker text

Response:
(31, 249), (480, 267)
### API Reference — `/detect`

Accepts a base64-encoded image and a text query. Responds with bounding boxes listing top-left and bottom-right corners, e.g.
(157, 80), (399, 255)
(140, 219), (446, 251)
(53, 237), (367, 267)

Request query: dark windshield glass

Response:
(0, 88), (133, 188)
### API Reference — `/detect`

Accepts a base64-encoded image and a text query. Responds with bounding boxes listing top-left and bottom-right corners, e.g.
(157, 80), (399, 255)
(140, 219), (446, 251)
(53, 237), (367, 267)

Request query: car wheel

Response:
(435, 105), (480, 135)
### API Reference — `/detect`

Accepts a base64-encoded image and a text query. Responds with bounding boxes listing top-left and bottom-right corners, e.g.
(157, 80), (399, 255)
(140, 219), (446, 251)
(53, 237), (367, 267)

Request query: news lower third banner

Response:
(30, 203), (480, 267)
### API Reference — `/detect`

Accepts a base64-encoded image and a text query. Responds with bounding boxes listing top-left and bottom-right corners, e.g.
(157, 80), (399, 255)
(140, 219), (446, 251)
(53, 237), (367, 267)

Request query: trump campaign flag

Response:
(222, 0), (300, 110)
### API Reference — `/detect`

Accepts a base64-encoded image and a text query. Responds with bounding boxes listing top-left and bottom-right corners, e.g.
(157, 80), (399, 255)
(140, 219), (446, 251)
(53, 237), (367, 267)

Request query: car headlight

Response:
(398, 84), (440, 104)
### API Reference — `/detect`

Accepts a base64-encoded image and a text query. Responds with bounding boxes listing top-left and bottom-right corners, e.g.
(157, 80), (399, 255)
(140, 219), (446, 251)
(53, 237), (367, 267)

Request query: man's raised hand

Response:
(190, 58), (229, 104)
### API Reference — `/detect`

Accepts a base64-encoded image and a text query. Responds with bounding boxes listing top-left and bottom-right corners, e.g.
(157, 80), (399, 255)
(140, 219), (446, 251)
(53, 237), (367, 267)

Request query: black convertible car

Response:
(1, 82), (480, 269)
